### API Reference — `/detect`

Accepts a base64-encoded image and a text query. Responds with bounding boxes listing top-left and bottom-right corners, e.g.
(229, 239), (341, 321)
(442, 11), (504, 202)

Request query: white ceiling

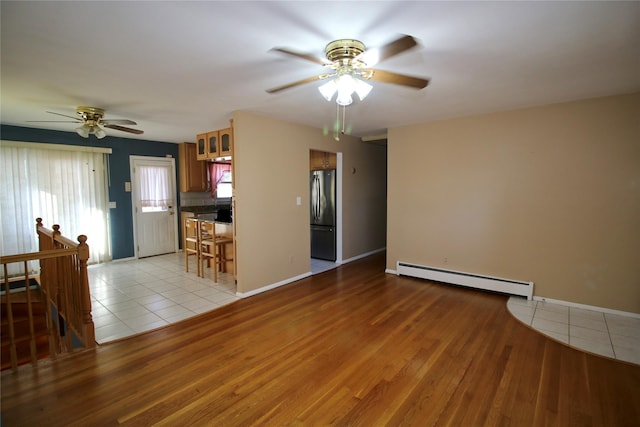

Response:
(2, 1), (639, 144)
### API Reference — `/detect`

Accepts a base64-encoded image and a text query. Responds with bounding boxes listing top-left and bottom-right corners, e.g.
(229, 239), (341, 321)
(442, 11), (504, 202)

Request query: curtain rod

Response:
(1, 140), (112, 154)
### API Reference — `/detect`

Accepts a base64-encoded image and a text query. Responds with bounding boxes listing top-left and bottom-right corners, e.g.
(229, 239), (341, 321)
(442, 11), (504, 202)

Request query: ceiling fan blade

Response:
(266, 74), (331, 94)
(270, 47), (330, 66)
(103, 124), (144, 135)
(26, 120), (81, 123)
(356, 34), (418, 66)
(101, 119), (138, 125)
(44, 111), (82, 121)
(367, 69), (429, 89)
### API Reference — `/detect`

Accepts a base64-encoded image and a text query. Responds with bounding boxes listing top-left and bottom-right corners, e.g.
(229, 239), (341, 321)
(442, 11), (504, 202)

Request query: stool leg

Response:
(219, 246), (226, 273)
(213, 243), (218, 283)
(196, 247), (201, 278)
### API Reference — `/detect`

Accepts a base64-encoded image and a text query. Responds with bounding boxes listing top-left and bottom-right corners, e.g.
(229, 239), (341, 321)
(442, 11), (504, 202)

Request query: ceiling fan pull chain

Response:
(334, 102), (340, 141)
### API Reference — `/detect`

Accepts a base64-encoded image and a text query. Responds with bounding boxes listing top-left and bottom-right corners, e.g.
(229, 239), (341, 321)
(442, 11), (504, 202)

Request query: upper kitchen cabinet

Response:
(196, 120), (234, 160)
(206, 131), (220, 158)
(196, 130), (220, 160)
(196, 133), (207, 159)
(179, 142), (208, 192)
(310, 150), (337, 170)
(219, 127), (233, 157)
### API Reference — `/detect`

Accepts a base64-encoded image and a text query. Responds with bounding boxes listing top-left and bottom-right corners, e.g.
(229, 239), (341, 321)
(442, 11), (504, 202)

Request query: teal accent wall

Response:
(1, 125), (180, 259)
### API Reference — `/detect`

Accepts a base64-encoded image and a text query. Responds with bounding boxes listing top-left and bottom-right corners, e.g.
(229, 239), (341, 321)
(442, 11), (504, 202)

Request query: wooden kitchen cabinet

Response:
(206, 131), (220, 158)
(196, 133), (207, 159)
(310, 150), (337, 170)
(196, 131), (219, 160)
(196, 120), (234, 160)
(219, 127), (233, 156)
(179, 142), (208, 192)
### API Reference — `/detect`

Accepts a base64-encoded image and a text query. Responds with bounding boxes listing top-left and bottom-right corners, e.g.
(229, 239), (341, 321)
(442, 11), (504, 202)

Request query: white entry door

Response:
(131, 156), (178, 258)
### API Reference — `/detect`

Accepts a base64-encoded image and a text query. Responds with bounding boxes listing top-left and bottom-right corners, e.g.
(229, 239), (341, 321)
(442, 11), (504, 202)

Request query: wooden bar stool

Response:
(184, 217), (200, 276)
(199, 220), (233, 282)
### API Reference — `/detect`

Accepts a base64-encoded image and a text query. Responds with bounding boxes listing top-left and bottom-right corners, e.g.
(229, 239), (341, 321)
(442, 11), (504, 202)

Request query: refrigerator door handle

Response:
(312, 175), (321, 221)
(316, 176), (321, 219)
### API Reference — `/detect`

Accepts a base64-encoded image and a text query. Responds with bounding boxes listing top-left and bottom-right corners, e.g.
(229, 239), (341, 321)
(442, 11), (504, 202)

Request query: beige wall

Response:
(233, 111), (387, 295)
(387, 93), (640, 313)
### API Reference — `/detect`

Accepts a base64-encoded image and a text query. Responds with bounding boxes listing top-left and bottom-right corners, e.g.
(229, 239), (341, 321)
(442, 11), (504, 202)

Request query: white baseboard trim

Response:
(235, 248), (386, 299)
(533, 296), (640, 319)
(385, 266), (638, 318)
(111, 256), (137, 263)
(342, 247), (385, 265)
(236, 272), (312, 299)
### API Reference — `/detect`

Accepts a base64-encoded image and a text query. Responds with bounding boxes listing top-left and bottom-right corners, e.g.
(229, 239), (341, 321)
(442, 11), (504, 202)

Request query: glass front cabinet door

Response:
(196, 133), (207, 160)
(219, 128), (233, 156)
(207, 131), (219, 158)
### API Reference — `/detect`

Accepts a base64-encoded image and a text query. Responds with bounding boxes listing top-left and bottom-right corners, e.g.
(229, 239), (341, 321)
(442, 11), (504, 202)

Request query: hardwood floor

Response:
(2, 253), (639, 426)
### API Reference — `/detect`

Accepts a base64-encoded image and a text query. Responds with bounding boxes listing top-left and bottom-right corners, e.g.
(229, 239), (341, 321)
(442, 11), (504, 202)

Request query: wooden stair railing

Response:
(0, 218), (95, 372)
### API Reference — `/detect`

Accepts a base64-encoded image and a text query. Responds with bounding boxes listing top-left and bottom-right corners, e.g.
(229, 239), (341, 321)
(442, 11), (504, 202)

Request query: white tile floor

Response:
(310, 258), (339, 275)
(88, 254), (338, 344)
(508, 296), (640, 365)
(88, 252), (238, 343)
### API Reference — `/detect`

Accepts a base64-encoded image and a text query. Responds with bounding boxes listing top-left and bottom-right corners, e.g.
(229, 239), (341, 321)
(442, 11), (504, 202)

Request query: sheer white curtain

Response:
(0, 142), (111, 276)
(138, 165), (172, 209)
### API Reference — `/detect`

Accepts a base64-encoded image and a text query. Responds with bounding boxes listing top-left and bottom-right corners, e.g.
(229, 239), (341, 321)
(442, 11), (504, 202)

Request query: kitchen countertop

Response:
(180, 205), (232, 223)
(180, 205), (229, 213)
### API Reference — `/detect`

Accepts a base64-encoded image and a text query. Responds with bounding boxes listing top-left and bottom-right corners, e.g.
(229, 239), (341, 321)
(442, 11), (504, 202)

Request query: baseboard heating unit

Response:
(397, 262), (534, 300)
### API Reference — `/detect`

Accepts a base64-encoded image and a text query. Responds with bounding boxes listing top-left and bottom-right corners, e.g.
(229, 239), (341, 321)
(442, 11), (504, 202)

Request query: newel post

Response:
(36, 217), (46, 279)
(77, 235), (95, 347)
(52, 224), (61, 246)
(36, 217), (43, 247)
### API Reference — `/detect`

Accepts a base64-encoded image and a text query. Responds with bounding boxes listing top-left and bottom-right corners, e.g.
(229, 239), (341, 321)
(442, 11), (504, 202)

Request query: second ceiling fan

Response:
(28, 106), (144, 139)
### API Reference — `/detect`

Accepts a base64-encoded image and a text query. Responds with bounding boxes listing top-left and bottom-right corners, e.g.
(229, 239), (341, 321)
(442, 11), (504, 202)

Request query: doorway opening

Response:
(309, 149), (342, 274)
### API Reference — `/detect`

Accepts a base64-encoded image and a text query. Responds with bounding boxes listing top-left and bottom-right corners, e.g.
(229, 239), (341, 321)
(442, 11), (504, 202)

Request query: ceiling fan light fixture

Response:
(76, 124), (90, 138)
(318, 79), (338, 101)
(336, 91), (353, 106)
(321, 74), (371, 106)
(353, 78), (373, 101)
(336, 74), (356, 105)
(94, 127), (107, 139)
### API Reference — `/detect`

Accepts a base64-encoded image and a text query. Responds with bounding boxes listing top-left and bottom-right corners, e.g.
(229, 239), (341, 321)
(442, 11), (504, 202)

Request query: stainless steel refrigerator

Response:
(310, 169), (336, 261)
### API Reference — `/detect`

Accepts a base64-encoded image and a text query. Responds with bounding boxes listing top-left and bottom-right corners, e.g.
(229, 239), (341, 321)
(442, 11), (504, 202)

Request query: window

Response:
(0, 142), (111, 276)
(138, 165), (173, 213)
(216, 171), (233, 198)
(209, 162), (232, 200)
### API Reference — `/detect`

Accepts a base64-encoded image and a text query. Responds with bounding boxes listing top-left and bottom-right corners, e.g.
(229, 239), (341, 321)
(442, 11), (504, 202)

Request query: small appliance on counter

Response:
(215, 207), (232, 223)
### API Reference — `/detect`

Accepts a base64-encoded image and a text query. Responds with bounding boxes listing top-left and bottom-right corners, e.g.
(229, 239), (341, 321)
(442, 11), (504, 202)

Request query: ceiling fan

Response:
(28, 106), (144, 139)
(266, 34), (429, 105)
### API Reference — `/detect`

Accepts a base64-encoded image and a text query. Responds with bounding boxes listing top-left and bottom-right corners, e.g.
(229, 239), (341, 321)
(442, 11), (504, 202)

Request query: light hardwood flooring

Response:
(2, 253), (639, 425)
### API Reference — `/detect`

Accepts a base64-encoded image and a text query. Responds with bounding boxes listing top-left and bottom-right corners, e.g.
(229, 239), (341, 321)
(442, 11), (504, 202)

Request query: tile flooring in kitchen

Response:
(89, 253), (339, 344)
(508, 296), (640, 365)
(88, 252), (238, 343)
